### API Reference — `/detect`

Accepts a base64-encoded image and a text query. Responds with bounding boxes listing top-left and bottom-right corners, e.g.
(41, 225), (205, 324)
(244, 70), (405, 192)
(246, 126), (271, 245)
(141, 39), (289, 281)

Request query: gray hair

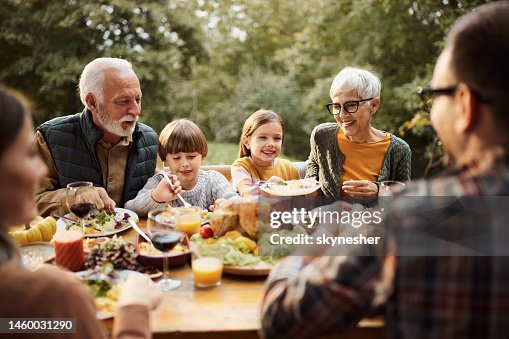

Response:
(78, 57), (134, 108)
(330, 67), (381, 100)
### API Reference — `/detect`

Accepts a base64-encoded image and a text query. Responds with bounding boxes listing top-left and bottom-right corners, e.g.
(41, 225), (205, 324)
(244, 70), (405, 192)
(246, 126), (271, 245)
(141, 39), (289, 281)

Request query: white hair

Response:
(78, 57), (134, 108)
(330, 67), (381, 100)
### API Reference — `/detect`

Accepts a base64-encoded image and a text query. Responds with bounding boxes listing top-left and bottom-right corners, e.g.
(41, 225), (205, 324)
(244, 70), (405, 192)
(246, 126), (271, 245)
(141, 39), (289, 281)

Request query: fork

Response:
(160, 171), (192, 208)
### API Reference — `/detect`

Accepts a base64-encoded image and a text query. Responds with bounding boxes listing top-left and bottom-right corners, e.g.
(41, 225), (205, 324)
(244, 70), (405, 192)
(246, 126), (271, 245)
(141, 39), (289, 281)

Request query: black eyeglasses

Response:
(417, 85), (490, 104)
(325, 98), (374, 115)
(417, 86), (457, 102)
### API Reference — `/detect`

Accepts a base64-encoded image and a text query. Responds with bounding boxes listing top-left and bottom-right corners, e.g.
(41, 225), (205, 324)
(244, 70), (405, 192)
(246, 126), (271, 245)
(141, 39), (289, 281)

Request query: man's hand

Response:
(151, 174), (183, 203)
(342, 180), (378, 197)
(76, 186), (116, 212)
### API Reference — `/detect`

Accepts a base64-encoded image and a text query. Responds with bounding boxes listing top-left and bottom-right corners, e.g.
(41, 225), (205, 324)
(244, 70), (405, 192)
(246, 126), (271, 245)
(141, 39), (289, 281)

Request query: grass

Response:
(204, 141), (300, 165)
(204, 142), (239, 165)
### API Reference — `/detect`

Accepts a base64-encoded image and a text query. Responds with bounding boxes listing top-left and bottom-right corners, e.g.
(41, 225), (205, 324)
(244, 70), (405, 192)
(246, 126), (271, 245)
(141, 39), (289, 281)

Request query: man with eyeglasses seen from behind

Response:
(305, 67), (411, 198)
(261, 2), (509, 339)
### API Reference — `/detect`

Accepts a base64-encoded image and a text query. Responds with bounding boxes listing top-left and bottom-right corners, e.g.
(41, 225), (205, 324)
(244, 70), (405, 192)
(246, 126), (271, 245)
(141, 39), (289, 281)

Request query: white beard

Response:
(97, 103), (138, 137)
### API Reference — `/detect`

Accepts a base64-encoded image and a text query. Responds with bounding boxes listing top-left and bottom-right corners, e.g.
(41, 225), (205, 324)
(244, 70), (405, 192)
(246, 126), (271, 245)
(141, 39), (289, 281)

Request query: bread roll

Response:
(210, 200), (239, 236)
(238, 197), (258, 239)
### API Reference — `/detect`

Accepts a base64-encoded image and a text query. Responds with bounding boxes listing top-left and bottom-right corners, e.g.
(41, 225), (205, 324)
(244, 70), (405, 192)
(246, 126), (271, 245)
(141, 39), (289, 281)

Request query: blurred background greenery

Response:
(0, 0), (493, 174)
(204, 141), (298, 165)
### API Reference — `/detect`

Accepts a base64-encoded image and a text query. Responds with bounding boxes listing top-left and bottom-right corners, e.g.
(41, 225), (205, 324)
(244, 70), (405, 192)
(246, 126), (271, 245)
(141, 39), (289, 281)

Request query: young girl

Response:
(231, 109), (300, 196)
(125, 119), (238, 216)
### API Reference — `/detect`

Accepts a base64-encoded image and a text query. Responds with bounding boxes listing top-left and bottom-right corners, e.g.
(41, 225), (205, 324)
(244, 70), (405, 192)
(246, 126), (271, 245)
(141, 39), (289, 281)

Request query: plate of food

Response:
(57, 208), (138, 237)
(190, 230), (276, 277)
(76, 267), (145, 320)
(259, 179), (321, 197)
(223, 261), (273, 276)
(189, 198), (281, 276)
(157, 205), (211, 226)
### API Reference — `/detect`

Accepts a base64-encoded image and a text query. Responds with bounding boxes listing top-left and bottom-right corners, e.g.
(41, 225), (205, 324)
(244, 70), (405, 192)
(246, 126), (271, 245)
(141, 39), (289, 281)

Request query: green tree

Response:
(0, 0), (206, 131)
(207, 66), (307, 157)
(1, 0), (495, 175)
(271, 0), (491, 175)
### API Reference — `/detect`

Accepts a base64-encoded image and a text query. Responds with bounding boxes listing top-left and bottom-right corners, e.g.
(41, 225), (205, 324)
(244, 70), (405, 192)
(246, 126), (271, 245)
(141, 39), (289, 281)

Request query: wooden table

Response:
(102, 220), (385, 339)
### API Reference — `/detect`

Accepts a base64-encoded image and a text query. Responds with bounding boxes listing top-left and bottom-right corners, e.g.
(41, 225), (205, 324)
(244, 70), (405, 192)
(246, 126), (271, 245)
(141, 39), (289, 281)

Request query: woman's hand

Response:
(151, 174), (183, 203)
(342, 180), (378, 197)
(119, 273), (162, 309)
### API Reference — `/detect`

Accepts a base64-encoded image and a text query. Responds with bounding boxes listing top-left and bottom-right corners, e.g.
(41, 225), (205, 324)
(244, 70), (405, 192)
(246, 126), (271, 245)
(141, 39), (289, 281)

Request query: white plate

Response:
(223, 262), (273, 276)
(56, 208), (138, 238)
(259, 179), (322, 197)
(20, 242), (55, 269)
(75, 269), (145, 320)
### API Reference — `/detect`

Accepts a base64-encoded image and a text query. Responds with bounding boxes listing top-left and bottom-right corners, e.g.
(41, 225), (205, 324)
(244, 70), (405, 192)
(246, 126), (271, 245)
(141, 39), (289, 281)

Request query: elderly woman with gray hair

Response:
(306, 67), (411, 197)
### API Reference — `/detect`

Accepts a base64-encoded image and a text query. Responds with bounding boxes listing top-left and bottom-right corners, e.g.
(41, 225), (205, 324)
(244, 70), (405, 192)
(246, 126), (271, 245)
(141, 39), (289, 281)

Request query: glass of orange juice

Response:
(191, 246), (224, 288)
(174, 206), (201, 237)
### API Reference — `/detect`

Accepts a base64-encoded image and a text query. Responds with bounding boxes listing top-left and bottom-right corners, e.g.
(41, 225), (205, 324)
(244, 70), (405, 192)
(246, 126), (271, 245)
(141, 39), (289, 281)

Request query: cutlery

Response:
(160, 172), (192, 208)
(51, 213), (78, 224)
(129, 219), (152, 244)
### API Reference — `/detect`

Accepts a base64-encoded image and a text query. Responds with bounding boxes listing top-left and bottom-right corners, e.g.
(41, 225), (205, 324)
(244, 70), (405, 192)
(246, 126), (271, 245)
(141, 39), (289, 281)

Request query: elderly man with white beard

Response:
(35, 57), (158, 216)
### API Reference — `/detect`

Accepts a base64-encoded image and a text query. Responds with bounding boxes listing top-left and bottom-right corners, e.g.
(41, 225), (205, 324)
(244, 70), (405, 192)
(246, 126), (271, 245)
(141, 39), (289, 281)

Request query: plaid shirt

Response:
(261, 150), (509, 339)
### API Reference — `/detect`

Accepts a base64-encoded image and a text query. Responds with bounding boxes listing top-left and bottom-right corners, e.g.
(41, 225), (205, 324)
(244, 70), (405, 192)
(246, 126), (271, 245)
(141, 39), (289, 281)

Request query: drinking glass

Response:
(147, 207), (183, 291)
(191, 245), (224, 288)
(66, 181), (95, 235)
(378, 181), (406, 196)
(174, 206), (201, 237)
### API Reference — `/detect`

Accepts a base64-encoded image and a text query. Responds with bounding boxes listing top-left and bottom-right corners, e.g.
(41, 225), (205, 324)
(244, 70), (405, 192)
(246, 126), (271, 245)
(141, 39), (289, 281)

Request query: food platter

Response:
(75, 269), (145, 320)
(259, 179), (321, 197)
(20, 242), (55, 266)
(56, 208), (138, 238)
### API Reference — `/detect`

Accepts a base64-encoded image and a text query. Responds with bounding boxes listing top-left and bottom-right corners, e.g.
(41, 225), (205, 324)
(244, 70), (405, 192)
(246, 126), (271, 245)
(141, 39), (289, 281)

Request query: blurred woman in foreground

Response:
(0, 86), (160, 338)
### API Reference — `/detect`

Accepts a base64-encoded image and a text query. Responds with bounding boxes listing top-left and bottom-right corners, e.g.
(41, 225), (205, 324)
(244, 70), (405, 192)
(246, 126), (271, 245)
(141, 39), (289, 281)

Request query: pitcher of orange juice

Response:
(174, 206), (201, 237)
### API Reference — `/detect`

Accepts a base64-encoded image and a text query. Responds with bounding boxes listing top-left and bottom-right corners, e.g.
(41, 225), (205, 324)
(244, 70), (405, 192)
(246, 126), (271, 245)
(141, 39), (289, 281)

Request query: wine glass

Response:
(66, 181), (95, 235)
(378, 181), (406, 196)
(147, 207), (183, 291)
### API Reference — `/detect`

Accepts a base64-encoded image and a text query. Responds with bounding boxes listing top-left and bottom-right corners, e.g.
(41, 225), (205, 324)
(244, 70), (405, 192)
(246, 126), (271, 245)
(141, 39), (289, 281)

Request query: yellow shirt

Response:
(337, 129), (391, 195)
(231, 157), (300, 187)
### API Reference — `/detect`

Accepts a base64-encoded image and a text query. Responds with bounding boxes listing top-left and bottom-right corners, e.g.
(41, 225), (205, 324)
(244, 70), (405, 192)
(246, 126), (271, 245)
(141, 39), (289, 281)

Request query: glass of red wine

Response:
(147, 207), (184, 291)
(66, 181), (95, 235)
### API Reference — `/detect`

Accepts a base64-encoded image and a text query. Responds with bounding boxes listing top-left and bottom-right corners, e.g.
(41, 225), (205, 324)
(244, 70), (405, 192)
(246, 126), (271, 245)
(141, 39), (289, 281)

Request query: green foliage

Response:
(0, 0), (206, 129)
(204, 141), (299, 166)
(204, 66), (310, 158)
(203, 142), (239, 166)
(0, 0), (494, 178)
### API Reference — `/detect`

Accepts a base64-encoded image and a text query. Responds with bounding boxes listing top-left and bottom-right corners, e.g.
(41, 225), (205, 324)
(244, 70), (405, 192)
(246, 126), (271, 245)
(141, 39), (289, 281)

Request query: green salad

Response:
(190, 225), (308, 267)
(66, 210), (133, 235)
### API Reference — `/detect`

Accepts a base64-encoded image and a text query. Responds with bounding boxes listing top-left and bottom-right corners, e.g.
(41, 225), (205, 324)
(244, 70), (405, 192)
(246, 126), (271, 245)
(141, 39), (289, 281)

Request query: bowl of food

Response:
(158, 205), (211, 226)
(136, 235), (191, 268)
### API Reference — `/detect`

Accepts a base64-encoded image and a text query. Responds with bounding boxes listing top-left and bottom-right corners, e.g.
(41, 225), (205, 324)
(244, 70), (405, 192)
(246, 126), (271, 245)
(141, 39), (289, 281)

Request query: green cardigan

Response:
(305, 123), (411, 197)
